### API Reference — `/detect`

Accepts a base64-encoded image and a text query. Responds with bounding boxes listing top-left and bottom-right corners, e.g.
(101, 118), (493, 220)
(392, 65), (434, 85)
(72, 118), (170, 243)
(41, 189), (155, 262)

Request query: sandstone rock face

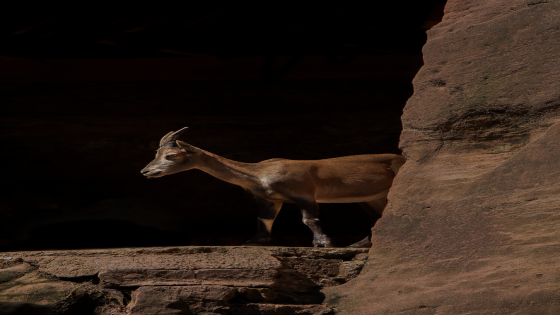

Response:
(0, 246), (367, 314)
(324, 0), (560, 314)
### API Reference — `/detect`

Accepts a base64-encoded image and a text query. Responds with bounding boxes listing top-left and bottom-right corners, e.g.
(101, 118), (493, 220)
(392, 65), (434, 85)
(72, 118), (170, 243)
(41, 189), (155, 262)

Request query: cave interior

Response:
(0, 2), (446, 250)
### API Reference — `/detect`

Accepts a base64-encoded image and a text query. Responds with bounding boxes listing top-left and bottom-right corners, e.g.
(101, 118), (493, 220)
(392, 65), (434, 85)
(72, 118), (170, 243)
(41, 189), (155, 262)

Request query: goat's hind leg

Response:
(244, 197), (282, 246)
(347, 197), (387, 248)
(296, 198), (334, 248)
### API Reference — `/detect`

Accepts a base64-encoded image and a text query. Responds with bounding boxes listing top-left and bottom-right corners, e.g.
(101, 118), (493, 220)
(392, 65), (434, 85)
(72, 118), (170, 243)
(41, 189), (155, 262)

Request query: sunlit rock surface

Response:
(324, 0), (560, 314)
(0, 246), (367, 314)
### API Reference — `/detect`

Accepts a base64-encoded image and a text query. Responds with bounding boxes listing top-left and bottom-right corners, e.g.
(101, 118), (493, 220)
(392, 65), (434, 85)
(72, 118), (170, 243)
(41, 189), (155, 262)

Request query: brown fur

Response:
(141, 127), (405, 247)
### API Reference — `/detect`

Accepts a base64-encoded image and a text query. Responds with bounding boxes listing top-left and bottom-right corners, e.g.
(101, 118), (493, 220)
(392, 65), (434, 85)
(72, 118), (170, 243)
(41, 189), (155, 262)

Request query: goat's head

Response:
(141, 127), (201, 178)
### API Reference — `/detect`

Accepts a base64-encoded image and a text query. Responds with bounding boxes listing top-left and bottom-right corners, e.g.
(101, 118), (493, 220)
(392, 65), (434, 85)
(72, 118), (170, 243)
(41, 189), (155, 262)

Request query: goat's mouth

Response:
(143, 170), (163, 178)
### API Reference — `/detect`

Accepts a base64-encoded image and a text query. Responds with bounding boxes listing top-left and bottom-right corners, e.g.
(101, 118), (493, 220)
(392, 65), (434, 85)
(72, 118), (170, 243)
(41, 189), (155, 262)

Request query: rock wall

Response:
(324, 0), (560, 314)
(0, 246), (367, 314)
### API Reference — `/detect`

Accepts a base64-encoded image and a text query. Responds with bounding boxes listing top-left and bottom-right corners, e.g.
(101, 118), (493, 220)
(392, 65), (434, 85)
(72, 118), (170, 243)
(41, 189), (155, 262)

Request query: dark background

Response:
(0, 2), (446, 251)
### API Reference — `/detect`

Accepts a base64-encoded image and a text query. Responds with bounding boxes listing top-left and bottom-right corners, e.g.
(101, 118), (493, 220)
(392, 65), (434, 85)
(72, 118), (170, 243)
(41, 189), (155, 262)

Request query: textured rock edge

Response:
(1, 246), (368, 314)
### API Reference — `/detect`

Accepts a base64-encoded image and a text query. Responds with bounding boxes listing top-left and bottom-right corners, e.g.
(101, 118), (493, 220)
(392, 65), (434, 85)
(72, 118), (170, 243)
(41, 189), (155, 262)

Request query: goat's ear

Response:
(176, 140), (198, 153)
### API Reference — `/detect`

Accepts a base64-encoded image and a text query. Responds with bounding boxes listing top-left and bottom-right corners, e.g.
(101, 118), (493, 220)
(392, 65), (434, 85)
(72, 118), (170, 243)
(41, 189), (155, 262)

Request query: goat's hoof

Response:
(347, 242), (372, 248)
(312, 240), (334, 248)
(347, 236), (373, 248)
(313, 243), (335, 248)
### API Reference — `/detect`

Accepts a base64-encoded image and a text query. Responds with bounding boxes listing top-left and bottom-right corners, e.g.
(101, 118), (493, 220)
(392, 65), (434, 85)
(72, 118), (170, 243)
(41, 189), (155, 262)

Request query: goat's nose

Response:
(141, 169), (150, 174)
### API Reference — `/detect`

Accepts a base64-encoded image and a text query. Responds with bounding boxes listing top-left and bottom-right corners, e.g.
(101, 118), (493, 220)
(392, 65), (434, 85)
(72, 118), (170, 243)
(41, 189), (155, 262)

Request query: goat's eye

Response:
(165, 154), (178, 159)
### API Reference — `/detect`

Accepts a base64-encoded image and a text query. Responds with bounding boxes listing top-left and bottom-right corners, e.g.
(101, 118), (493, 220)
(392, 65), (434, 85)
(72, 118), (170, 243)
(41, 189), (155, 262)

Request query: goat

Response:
(140, 127), (405, 247)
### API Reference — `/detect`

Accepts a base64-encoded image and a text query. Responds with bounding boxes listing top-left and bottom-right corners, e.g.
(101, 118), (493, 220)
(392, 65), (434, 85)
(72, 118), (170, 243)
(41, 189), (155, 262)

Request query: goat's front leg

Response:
(296, 198), (333, 247)
(243, 197), (282, 246)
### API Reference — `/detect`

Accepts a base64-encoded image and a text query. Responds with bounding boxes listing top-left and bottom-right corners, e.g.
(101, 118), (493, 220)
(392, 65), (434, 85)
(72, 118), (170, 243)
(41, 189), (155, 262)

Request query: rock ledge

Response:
(1, 246), (368, 314)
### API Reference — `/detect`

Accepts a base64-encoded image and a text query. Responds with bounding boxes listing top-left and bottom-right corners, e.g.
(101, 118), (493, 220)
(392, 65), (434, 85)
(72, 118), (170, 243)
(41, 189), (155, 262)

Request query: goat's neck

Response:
(196, 150), (259, 189)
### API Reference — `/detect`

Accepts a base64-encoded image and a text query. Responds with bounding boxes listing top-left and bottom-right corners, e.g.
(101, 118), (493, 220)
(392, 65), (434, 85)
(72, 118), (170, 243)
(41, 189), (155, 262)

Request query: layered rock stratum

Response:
(324, 0), (560, 314)
(0, 246), (367, 314)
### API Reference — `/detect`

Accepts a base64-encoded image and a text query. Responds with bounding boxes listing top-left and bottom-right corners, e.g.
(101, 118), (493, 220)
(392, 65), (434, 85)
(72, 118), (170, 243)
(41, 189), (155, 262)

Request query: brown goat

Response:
(141, 127), (405, 247)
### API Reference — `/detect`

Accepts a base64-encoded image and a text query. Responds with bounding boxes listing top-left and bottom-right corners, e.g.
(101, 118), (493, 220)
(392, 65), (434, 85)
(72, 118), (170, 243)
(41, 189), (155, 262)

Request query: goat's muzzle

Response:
(141, 169), (162, 178)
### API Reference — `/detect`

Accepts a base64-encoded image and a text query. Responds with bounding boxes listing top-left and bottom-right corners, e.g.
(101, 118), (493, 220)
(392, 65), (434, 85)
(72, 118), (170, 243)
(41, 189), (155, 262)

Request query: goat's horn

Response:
(161, 126), (189, 147)
(159, 131), (175, 147)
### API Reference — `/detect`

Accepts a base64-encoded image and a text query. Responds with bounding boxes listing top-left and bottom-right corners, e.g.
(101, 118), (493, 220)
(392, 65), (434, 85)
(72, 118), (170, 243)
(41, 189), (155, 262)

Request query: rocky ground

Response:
(0, 246), (367, 314)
